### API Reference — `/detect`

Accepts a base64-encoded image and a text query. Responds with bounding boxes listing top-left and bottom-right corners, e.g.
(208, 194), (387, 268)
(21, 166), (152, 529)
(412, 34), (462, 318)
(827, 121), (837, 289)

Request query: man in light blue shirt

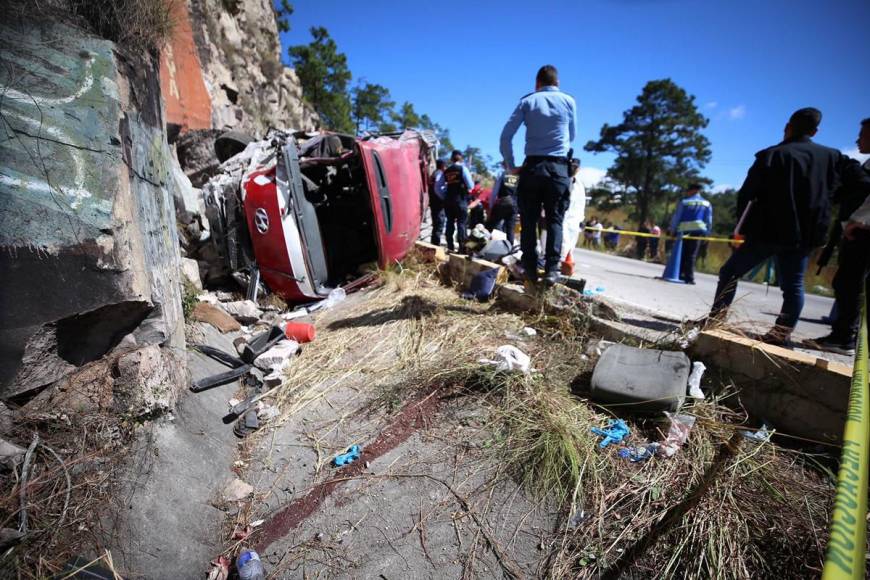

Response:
(429, 159), (448, 245)
(500, 65), (577, 285)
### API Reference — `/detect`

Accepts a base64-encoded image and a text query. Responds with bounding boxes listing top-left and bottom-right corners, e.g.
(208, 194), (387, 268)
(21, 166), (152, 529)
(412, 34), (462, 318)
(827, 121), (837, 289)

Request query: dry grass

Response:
(9, 0), (179, 53)
(231, 254), (837, 578)
(0, 412), (132, 578)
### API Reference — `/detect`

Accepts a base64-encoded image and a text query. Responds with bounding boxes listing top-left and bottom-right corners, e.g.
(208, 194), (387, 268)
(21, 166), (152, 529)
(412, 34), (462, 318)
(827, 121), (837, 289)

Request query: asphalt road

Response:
(572, 248), (835, 341)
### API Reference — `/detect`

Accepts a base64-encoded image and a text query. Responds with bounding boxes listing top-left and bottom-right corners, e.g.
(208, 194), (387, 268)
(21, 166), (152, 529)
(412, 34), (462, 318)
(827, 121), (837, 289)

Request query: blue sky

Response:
(280, 0), (869, 190)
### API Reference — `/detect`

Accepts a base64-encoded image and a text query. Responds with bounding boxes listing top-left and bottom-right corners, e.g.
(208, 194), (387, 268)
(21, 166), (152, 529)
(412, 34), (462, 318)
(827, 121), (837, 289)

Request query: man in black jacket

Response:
(709, 108), (870, 345)
(809, 118), (870, 355)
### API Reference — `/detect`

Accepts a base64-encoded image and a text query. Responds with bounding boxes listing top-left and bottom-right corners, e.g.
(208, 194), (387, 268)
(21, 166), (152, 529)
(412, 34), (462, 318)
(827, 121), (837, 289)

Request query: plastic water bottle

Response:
(236, 550), (265, 580)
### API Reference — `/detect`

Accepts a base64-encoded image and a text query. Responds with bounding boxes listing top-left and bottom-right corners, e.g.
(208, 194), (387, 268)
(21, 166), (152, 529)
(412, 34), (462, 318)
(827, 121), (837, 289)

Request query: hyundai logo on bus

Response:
(254, 208), (269, 234)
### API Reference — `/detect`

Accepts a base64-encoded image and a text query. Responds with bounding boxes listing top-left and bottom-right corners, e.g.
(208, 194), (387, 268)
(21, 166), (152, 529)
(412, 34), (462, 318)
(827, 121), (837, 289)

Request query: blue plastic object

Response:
(618, 443), (659, 462)
(333, 444), (362, 466)
(463, 267), (500, 301)
(236, 550), (265, 580)
(583, 286), (606, 296)
(661, 234), (684, 283)
(591, 419), (630, 448)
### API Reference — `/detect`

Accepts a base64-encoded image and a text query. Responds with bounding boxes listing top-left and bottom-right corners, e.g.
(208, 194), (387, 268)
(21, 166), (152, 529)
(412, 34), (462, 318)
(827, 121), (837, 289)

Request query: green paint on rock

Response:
(0, 20), (121, 248)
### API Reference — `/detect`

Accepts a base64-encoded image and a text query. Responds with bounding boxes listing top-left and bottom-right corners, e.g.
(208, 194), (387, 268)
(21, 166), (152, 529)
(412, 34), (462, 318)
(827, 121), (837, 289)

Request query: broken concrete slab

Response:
(590, 344), (690, 412)
(221, 478), (254, 502)
(181, 257), (203, 290)
(221, 300), (262, 325)
(253, 340), (298, 372)
(0, 438), (25, 465)
(191, 302), (241, 333)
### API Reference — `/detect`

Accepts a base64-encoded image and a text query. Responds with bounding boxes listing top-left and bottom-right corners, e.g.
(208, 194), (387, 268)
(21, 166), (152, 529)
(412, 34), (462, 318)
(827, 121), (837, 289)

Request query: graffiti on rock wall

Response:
(0, 21), (121, 248)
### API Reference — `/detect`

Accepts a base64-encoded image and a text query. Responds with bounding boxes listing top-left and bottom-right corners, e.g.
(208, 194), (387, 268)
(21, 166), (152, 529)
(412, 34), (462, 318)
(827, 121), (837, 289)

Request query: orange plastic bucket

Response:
(284, 322), (316, 343)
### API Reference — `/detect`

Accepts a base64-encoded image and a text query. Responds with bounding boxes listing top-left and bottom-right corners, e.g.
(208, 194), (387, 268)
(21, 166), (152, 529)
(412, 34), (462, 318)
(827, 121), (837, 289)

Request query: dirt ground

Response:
(230, 275), (562, 578)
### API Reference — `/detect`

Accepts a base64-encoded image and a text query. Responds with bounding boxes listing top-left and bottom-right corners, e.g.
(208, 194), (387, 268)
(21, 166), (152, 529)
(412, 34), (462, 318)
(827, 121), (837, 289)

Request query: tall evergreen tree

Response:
(289, 27), (353, 132)
(585, 79), (711, 226)
(351, 81), (394, 134)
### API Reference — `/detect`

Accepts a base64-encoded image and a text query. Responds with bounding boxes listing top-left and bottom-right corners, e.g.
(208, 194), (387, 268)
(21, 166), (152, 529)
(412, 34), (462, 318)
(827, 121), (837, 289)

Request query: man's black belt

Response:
(524, 155), (569, 164)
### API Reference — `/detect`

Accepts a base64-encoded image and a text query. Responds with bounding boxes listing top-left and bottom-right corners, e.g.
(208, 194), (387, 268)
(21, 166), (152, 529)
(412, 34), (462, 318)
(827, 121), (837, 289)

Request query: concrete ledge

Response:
(444, 253), (507, 290)
(689, 329), (850, 444)
(413, 240), (448, 263)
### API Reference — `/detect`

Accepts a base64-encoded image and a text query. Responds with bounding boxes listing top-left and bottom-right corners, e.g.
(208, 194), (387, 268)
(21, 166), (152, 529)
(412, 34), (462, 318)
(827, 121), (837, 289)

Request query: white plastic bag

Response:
(480, 345), (532, 374)
(658, 413), (696, 458)
(309, 287), (346, 312)
(687, 361), (706, 399)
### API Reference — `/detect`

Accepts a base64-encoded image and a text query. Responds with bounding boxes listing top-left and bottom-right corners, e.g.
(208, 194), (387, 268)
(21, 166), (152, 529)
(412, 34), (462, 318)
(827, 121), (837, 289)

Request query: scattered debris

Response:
(462, 268), (500, 301)
(583, 285), (605, 296)
(180, 257), (203, 290)
(191, 302), (241, 333)
(256, 403), (280, 421)
(333, 444), (362, 466)
(618, 443), (659, 462)
(221, 300), (263, 325)
(283, 322), (316, 343)
(236, 549), (266, 579)
(253, 340), (299, 372)
(207, 555), (231, 580)
(585, 339), (615, 357)
(480, 345), (532, 374)
(590, 344), (690, 411)
(658, 412), (696, 457)
(222, 478), (254, 502)
(0, 438), (25, 465)
(308, 288), (347, 312)
(521, 327), (537, 337)
(678, 327), (701, 349)
(233, 409), (259, 438)
(741, 423), (773, 443)
(591, 418), (630, 448)
(687, 361), (707, 399)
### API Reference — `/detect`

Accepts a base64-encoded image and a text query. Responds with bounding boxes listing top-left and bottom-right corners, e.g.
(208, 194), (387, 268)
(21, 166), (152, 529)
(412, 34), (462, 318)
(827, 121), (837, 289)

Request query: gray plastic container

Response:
(590, 344), (690, 412)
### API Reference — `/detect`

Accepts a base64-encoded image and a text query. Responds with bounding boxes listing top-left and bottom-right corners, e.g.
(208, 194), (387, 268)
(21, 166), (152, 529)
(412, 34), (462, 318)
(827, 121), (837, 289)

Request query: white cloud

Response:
(704, 101), (718, 109)
(843, 147), (870, 164)
(578, 166), (607, 189)
(711, 184), (733, 194)
(727, 105), (746, 120)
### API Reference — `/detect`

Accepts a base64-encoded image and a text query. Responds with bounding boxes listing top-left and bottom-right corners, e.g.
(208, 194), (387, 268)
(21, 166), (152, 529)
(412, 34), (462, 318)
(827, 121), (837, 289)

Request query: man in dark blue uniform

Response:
(500, 65), (577, 285)
(443, 150), (474, 254)
(487, 161), (520, 244)
(429, 159), (447, 246)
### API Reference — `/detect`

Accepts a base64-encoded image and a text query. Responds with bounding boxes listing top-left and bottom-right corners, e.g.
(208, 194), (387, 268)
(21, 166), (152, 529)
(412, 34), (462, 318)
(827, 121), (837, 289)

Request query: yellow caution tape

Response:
(822, 298), (869, 579)
(583, 227), (742, 244)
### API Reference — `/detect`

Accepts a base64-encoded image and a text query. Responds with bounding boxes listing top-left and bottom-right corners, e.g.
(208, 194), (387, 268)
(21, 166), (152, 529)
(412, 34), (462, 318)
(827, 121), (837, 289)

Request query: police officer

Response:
(486, 161), (519, 244)
(669, 183), (713, 285)
(500, 65), (577, 285)
(443, 150), (474, 254)
(429, 160), (448, 246)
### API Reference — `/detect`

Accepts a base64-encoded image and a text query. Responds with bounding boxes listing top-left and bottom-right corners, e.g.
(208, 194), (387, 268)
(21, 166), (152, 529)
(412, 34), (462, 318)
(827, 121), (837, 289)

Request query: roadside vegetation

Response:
(234, 253), (837, 578)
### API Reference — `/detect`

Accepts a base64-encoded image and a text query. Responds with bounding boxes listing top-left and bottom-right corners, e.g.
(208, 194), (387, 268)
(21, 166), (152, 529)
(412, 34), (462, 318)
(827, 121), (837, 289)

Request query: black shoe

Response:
(805, 334), (856, 356)
(685, 280), (696, 285)
(543, 270), (560, 287)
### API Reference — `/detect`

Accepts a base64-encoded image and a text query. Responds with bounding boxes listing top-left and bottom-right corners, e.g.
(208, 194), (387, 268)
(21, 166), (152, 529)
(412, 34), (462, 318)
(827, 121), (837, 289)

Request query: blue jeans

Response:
(711, 241), (809, 328)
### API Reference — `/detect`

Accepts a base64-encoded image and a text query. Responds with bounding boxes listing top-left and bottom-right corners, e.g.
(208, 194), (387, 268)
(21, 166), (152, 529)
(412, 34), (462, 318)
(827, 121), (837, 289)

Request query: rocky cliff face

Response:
(0, 18), (186, 413)
(187, 0), (318, 135)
